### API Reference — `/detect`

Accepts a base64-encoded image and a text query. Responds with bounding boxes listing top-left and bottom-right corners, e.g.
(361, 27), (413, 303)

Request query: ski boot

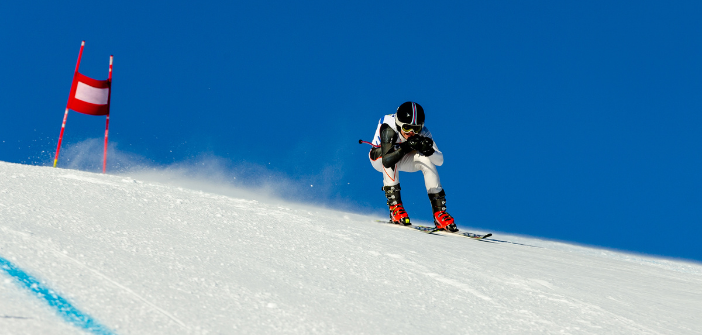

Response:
(429, 190), (458, 232)
(383, 185), (411, 225)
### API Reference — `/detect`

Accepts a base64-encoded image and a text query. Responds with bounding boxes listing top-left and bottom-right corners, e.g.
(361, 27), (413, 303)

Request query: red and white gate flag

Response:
(66, 72), (111, 116)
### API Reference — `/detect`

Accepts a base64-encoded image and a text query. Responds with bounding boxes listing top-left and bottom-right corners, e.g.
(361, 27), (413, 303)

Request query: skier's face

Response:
(401, 129), (416, 139)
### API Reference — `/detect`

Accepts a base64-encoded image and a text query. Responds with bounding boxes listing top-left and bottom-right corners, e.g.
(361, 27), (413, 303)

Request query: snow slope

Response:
(0, 161), (700, 334)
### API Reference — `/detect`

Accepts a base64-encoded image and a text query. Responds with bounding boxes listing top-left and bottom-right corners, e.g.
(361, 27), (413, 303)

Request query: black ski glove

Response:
(418, 137), (435, 156)
(405, 135), (424, 151)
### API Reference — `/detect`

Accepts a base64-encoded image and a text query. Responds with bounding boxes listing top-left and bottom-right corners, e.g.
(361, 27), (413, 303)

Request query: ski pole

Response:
(358, 139), (380, 148)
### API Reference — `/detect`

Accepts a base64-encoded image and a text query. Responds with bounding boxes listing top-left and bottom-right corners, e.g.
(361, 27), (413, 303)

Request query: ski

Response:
(458, 231), (493, 240)
(375, 220), (492, 240)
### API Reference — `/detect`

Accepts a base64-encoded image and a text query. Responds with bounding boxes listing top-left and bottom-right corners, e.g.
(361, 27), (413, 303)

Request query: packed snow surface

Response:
(0, 161), (700, 334)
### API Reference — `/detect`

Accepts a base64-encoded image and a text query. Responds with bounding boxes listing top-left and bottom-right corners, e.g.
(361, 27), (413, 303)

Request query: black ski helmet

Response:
(395, 101), (425, 131)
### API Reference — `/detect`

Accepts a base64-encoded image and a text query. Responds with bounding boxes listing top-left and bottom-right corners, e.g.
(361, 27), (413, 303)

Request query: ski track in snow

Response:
(0, 161), (701, 334)
(1, 226), (189, 332)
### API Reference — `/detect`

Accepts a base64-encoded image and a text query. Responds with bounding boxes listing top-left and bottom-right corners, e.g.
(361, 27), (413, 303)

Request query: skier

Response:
(367, 101), (458, 232)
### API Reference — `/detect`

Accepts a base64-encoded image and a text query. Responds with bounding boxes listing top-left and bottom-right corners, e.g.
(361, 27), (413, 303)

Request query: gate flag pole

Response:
(103, 55), (113, 174)
(54, 41), (85, 168)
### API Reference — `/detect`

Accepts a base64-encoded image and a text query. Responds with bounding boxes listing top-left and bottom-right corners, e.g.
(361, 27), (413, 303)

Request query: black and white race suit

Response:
(368, 114), (444, 194)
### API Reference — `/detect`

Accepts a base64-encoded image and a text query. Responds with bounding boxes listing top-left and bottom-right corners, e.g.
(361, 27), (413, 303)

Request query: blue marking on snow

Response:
(0, 256), (116, 335)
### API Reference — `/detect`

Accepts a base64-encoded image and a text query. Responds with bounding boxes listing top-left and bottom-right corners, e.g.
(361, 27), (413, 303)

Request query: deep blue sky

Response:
(1, 1), (701, 261)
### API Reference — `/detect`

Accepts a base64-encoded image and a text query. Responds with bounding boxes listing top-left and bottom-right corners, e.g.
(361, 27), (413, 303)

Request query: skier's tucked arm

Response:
(421, 128), (443, 166)
(380, 124), (411, 169)
(429, 141), (443, 166)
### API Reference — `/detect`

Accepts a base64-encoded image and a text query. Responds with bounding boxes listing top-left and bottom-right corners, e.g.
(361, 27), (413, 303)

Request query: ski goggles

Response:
(400, 123), (423, 134)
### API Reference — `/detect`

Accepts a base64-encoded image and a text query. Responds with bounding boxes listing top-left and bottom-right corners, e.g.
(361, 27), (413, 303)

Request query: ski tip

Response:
(472, 233), (492, 239)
